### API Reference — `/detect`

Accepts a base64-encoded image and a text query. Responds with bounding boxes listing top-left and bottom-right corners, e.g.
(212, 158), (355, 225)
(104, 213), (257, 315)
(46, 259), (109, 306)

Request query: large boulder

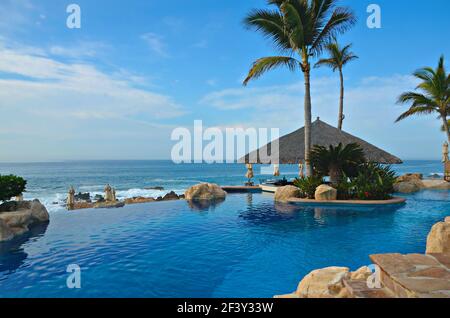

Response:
(394, 174), (424, 194)
(393, 181), (421, 194)
(295, 267), (350, 298)
(185, 183), (226, 201)
(396, 173), (423, 183)
(274, 186), (302, 202)
(426, 219), (450, 254)
(0, 200), (49, 242)
(315, 185), (337, 201)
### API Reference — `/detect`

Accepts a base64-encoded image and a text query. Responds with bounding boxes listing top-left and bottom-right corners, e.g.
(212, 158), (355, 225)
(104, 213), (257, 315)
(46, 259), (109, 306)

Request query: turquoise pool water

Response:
(0, 190), (449, 298)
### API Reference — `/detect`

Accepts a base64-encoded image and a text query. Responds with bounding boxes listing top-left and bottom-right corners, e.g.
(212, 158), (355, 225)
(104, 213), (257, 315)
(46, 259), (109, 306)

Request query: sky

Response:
(0, 0), (449, 162)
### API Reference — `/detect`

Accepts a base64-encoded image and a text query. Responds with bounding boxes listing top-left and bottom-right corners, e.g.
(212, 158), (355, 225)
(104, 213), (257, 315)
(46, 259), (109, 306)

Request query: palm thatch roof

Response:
(240, 118), (402, 164)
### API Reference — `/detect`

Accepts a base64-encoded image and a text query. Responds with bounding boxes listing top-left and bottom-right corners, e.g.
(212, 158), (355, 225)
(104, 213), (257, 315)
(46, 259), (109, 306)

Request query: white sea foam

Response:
(26, 187), (186, 214)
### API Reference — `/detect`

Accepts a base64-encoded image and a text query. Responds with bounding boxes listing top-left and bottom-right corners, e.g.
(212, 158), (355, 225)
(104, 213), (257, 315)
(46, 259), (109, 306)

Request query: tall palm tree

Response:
(242, 0), (356, 176)
(396, 55), (450, 143)
(315, 40), (358, 130)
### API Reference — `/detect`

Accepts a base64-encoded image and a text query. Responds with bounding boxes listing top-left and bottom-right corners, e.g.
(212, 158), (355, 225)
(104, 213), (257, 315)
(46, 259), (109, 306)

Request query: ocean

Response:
(0, 160), (445, 213)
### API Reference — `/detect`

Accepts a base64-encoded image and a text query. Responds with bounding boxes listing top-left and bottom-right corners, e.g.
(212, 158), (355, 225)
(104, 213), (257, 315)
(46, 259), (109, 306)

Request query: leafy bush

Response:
(335, 175), (354, 200)
(0, 175), (27, 202)
(310, 143), (366, 184)
(293, 176), (324, 199)
(350, 163), (397, 200)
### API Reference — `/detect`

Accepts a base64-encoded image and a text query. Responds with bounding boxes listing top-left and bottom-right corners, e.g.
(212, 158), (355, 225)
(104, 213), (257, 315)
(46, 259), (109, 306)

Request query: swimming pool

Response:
(0, 190), (449, 298)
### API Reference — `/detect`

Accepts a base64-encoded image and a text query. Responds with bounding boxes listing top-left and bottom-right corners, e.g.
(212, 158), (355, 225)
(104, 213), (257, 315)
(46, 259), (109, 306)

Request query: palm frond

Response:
(243, 9), (291, 52)
(243, 56), (300, 86)
(395, 105), (437, 122)
(310, 7), (356, 57)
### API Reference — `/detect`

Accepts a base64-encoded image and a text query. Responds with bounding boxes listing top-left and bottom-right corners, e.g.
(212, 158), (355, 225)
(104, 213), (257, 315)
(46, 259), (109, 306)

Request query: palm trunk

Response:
(303, 66), (313, 177)
(338, 68), (344, 130)
(329, 164), (342, 186)
(443, 117), (450, 143)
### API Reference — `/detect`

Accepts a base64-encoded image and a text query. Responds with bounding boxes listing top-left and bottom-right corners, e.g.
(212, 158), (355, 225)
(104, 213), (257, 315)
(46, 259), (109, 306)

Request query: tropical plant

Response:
(293, 175), (324, 199)
(315, 40), (358, 130)
(350, 163), (396, 200)
(243, 0), (356, 176)
(309, 142), (366, 185)
(0, 175), (27, 202)
(396, 55), (450, 143)
(335, 174), (354, 200)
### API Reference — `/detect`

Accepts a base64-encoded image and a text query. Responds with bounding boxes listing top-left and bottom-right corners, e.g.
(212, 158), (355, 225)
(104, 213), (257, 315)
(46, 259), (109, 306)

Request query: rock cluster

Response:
(0, 200), (50, 242)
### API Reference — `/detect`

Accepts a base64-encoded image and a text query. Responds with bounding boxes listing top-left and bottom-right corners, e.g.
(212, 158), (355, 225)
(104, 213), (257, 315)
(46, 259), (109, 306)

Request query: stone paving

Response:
(370, 253), (450, 298)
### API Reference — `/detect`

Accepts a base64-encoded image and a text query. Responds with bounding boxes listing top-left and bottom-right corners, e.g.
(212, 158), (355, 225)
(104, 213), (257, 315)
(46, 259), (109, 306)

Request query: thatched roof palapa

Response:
(241, 118), (402, 165)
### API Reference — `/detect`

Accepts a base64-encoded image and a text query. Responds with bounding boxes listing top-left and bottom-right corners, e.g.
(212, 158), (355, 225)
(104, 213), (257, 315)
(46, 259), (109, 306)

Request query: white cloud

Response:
(199, 74), (444, 160)
(141, 33), (169, 58)
(0, 0), (37, 32)
(0, 41), (187, 161)
(0, 42), (184, 121)
(49, 41), (110, 59)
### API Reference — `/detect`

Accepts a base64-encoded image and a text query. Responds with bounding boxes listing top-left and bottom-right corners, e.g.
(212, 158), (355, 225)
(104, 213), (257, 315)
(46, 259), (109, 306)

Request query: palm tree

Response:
(310, 142), (366, 185)
(441, 119), (450, 134)
(396, 55), (450, 143)
(315, 40), (358, 130)
(242, 0), (356, 177)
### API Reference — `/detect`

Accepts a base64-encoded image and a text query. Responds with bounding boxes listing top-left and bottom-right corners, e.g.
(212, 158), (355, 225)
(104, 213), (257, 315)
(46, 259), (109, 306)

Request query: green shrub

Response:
(350, 163), (397, 200)
(0, 175), (27, 202)
(293, 176), (324, 199)
(335, 176), (355, 200)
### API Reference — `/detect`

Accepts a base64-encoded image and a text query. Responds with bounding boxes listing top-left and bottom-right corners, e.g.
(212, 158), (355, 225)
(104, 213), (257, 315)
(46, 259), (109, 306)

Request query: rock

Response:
(445, 217), (450, 223)
(274, 186), (302, 202)
(185, 183), (227, 202)
(145, 186), (164, 191)
(350, 266), (372, 281)
(124, 197), (156, 205)
(75, 192), (91, 202)
(0, 200), (49, 242)
(94, 201), (125, 209)
(426, 221), (450, 254)
(0, 219), (14, 241)
(315, 185), (338, 201)
(179, 194), (185, 200)
(421, 180), (450, 190)
(295, 267), (350, 298)
(69, 202), (94, 210)
(274, 293), (300, 299)
(396, 173), (423, 183)
(162, 191), (179, 201)
(393, 181), (421, 193)
(94, 194), (105, 202)
(394, 174), (424, 193)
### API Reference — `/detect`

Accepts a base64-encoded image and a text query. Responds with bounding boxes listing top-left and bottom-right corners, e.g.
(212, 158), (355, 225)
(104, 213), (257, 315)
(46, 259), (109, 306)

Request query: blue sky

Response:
(0, 0), (449, 161)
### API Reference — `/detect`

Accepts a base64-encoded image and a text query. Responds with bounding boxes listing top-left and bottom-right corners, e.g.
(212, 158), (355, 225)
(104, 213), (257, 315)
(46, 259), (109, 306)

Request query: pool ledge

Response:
(287, 197), (407, 206)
